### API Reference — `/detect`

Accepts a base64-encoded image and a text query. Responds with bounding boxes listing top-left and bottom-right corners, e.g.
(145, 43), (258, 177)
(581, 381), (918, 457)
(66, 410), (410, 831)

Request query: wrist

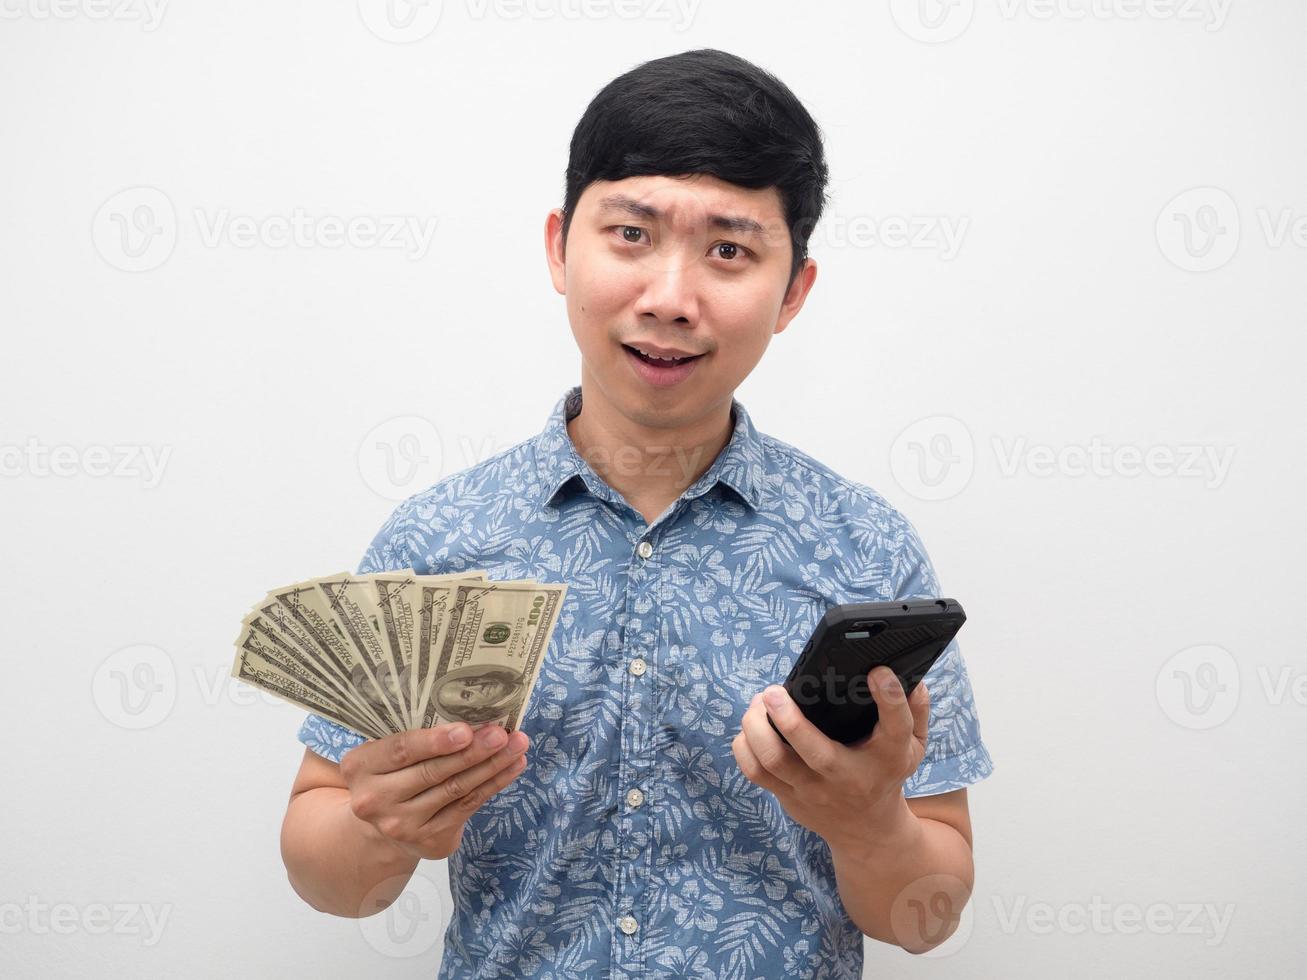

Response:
(342, 795), (420, 867)
(824, 790), (921, 862)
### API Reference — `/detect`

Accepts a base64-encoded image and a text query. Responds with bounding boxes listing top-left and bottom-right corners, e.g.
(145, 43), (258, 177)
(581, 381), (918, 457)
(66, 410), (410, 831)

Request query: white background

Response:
(2, 1), (1304, 976)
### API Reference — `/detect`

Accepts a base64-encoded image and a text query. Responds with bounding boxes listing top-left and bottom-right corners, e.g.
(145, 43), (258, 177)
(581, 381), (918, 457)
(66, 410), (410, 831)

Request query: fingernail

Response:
(479, 726), (507, 748)
(449, 726), (470, 746)
(764, 687), (786, 708)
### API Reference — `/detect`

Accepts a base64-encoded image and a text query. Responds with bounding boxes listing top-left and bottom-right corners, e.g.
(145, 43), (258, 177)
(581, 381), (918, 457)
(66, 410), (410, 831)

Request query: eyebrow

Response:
(597, 193), (768, 239)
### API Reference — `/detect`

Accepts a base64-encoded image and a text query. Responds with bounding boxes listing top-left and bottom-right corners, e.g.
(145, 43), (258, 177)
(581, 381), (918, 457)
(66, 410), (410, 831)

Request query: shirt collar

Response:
(534, 385), (766, 512)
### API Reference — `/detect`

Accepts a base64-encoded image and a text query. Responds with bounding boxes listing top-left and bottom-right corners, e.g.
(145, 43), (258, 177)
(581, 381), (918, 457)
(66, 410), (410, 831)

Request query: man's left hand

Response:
(731, 666), (929, 849)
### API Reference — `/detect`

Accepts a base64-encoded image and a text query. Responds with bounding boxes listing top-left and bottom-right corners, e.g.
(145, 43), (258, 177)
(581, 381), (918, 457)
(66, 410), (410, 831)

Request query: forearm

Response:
(828, 795), (974, 953)
(281, 786), (420, 917)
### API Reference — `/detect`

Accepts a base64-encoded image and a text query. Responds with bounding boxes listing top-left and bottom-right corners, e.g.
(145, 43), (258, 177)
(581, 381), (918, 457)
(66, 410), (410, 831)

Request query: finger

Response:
(739, 693), (807, 789)
(731, 725), (789, 796)
(759, 684), (844, 778)
(401, 732), (526, 824)
(396, 724), (517, 802)
(868, 667), (915, 746)
(909, 680), (930, 745)
(408, 732), (531, 830)
(346, 722), (473, 780)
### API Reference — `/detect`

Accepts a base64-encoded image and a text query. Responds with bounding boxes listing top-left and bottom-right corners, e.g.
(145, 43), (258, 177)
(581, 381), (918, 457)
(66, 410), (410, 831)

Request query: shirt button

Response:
(636, 540), (653, 559)
(625, 787), (645, 808)
(618, 914), (639, 935)
(629, 657), (647, 677)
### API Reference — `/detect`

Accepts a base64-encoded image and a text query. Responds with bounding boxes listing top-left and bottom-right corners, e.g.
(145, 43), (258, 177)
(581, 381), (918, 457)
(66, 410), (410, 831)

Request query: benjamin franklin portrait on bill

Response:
(431, 665), (522, 724)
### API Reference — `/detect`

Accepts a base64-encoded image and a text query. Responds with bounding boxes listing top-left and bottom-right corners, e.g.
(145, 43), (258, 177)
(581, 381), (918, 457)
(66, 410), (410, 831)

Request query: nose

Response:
(632, 260), (699, 326)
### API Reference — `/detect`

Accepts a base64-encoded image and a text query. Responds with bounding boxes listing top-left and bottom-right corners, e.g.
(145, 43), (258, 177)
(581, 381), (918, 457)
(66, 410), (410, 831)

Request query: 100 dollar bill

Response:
(231, 571), (564, 739)
(416, 581), (567, 732)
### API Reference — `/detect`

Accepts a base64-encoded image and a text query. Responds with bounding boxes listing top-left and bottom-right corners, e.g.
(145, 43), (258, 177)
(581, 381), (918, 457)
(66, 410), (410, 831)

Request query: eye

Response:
(613, 225), (649, 245)
(711, 242), (751, 263)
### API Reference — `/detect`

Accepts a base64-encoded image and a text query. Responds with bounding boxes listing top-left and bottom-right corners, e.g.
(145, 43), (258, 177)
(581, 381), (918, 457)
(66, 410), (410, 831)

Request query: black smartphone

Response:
(768, 598), (966, 747)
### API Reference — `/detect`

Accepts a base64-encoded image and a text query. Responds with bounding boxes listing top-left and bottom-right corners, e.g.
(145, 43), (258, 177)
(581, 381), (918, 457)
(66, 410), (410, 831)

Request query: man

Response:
(281, 47), (994, 978)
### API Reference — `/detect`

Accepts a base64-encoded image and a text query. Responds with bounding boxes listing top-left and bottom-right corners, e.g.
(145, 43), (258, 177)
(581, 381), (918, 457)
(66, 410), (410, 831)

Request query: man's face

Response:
(546, 173), (817, 433)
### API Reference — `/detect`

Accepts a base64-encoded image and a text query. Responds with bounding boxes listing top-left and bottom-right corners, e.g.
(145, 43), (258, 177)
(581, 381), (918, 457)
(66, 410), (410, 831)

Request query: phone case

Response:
(768, 598), (966, 747)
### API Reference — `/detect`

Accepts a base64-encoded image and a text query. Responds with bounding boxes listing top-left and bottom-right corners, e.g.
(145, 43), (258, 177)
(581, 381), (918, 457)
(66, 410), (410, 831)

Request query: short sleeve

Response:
(356, 496), (419, 575)
(296, 498), (418, 763)
(297, 713), (368, 764)
(891, 517), (995, 797)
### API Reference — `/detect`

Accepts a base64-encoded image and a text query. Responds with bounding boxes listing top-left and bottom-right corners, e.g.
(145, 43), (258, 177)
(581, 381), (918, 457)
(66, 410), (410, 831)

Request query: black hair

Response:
(561, 48), (829, 289)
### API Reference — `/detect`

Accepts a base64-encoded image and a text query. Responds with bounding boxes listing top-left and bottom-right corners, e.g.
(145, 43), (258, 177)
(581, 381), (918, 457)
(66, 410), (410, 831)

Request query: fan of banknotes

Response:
(231, 570), (567, 739)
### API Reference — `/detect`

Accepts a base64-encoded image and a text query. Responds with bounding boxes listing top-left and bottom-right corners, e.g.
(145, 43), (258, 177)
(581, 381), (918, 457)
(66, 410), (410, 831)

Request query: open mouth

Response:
(621, 344), (705, 367)
(621, 343), (705, 388)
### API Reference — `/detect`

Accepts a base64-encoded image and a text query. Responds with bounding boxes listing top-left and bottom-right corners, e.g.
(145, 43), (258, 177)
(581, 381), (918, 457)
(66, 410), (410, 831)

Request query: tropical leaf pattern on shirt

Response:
(298, 385), (994, 979)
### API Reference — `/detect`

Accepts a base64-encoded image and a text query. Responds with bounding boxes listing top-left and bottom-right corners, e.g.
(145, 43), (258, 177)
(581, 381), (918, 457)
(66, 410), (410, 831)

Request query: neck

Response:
(566, 372), (734, 523)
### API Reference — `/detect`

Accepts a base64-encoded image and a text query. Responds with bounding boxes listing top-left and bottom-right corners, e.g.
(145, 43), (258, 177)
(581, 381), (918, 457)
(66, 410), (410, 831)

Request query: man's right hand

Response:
(338, 722), (530, 861)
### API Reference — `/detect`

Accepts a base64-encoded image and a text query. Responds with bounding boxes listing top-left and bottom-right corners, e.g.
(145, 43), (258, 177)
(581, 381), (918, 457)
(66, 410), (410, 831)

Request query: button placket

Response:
(616, 528), (657, 969)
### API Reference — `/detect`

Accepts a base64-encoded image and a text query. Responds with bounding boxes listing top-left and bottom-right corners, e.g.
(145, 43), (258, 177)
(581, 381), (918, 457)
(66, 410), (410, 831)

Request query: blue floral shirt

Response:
(299, 384), (994, 979)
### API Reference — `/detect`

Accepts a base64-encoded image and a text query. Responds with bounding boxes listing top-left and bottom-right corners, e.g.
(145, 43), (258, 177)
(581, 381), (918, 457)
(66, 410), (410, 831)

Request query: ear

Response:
(774, 257), (818, 337)
(544, 208), (567, 296)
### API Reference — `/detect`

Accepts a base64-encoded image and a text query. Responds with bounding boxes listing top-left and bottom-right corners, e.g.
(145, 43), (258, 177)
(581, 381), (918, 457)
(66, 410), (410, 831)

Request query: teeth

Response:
(635, 347), (685, 362)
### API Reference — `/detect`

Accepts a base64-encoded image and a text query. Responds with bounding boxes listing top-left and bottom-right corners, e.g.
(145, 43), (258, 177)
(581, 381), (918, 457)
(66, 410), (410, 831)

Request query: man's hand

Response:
(731, 666), (929, 851)
(339, 722), (530, 861)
